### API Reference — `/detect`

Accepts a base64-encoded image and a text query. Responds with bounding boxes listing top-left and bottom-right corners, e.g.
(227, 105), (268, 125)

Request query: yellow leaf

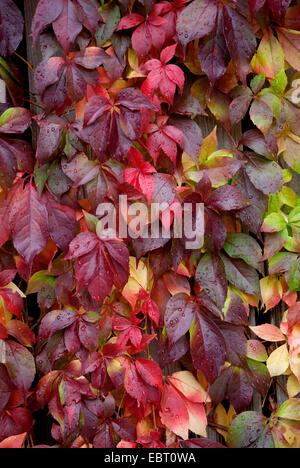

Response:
(267, 344), (289, 377)
(260, 276), (283, 311)
(287, 374), (300, 398)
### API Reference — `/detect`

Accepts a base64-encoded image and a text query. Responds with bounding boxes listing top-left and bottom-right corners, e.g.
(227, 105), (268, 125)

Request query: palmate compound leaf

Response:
(8, 183), (77, 272)
(64, 232), (129, 303)
(116, 3), (168, 58)
(0, 0), (24, 57)
(160, 371), (208, 439)
(123, 147), (156, 205)
(34, 47), (113, 111)
(124, 358), (162, 406)
(141, 44), (185, 106)
(31, 0), (100, 54)
(78, 88), (154, 160)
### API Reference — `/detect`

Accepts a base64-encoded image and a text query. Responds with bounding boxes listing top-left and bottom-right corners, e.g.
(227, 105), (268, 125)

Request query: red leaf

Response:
(206, 186), (250, 211)
(135, 358), (163, 388)
(9, 182), (49, 272)
(0, 0), (24, 57)
(159, 383), (189, 440)
(268, 0), (291, 23)
(0, 432), (27, 448)
(164, 293), (195, 344)
(52, 0), (82, 54)
(176, 0), (218, 48)
(46, 194), (77, 253)
(79, 89), (153, 160)
(31, 0), (64, 45)
(141, 298), (160, 327)
(65, 232), (129, 303)
(0, 364), (12, 414)
(38, 309), (77, 340)
(117, 9), (167, 58)
(0, 289), (23, 319)
(0, 108), (32, 134)
(223, 6), (257, 85)
(190, 311), (226, 383)
(4, 340), (36, 394)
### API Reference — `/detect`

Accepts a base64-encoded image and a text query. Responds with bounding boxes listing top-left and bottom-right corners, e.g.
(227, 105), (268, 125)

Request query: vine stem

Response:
(207, 420), (229, 432)
(25, 99), (45, 111)
(13, 52), (35, 73)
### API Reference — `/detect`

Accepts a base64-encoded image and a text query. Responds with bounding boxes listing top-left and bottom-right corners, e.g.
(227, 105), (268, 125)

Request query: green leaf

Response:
(261, 212), (287, 233)
(220, 253), (261, 296)
(96, 4), (121, 45)
(277, 399), (300, 421)
(26, 270), (56, 295)
(250, 73), (266, 94)
(272, 69), (288, 96)
(286, 257), (300, 292)
(227, 411), (266, 448)
(223, 233), (262, 271)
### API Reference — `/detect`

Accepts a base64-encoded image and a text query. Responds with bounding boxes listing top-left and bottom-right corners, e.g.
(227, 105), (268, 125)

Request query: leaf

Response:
(164, 293), (195, 345)
(38, 309), (77, 340)
(206, 186), (250, 211)
(227, 411), (266, 448)
(0, 364), (11, 413)
(4, 340), (36, 394)
(223, 6), (257, 85)
(235, 167), (268, 239)
(0, 0), (24, 57)
(198, 33), (230, 88)
(277, 399), (300, 421)
(245, 155), (283, 195)
(141, 45), (185, 106)
(135, 358), (162, 389)
(62, 153), (99, 188)
(250, 324), (285, 342)
(169, 116), (203, 161)
(277, 28), (300, 72)
(123, 147), (156, 205)
(250, 29), (284, 79)
(190, 310), (226, 383)
(9, 182), (49, 272)
(223, 233), (263, 271)
(35, 114), (66, 165)
(220, 253), (261, 297)
(0, 432), (27, 449)
(195, 253), (227, 311)
(64, 232), (129, 302)
(0, 108), (32, 134)
(176, 0), (218, 49)
(261, 212), (287, 233)
(96, 4), (121, 45)
(79, 88), (153, 160)
(46, 195), (77, 253)
(31, 0), (64, 44)
(159, 383), (189, 440)
(116, 6), (167, 58)
(168, 371), (209, 404)
(268, 0), (291, 24)
(146, 116), (184, 164)
(267, 344), (289, 377)
(52, 0), (82, 54)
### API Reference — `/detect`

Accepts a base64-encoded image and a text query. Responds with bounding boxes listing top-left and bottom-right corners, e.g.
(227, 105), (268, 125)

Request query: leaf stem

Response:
(13, 52), (35, 73)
